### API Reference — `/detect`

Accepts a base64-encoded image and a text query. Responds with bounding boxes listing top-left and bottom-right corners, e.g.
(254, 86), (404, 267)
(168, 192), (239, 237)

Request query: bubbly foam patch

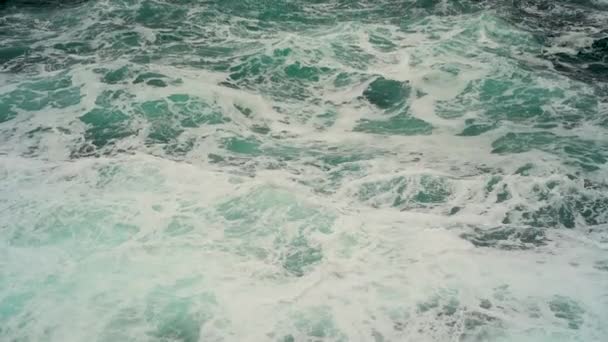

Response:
(1, 0), (607, 341)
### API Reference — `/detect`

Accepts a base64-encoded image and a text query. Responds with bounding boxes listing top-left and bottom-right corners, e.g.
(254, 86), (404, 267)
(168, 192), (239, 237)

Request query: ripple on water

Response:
(1, 0), (608, 341)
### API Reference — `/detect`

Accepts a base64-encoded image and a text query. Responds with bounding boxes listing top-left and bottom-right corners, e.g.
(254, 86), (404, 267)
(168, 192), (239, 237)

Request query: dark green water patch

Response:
(282, 235), (323, 277)
(363, 77), (410, 109)
(546, 36), (608, 83)
(492, 132), (608, 171)
(22, 74), (72, 91)
(53, 41), (94, 55)
(284, 62), (330, 82)
(164, 137), (196, 156)
(0, 100), (17, 123)
(8, 205), (139, 248)
(495, 184), (511, 203)
(505, 196), (608, 229)
(216, 186), (334, 276)
(95, 89), (134, 107)
(229, 54), (279, 83)
(461, 226), (547, 250)
(416, 292), (459, 316)
(413, 289), (504, 339)
(221, 136), (262, 156)
(505, 203), (576, 229)
(133, 96), (228, 145)
(502, 179), (608, 229)
(117, 283), (218, 342)
(594, 260), (608, 272)
(333, 72), (368, 89)
(135, 0), (189, 30)
(5, 89), (49, 111)
(354, 114), (432, 136)
(357, 176), (407, 208)
(437, 75), (598, 131)
(227, 52), (330, 101)
(514, 163), (534, 176)
(0, 74), (81, 117)
(485, 175), (503, 194)
(413, 176), (451, 204)
(136, 100), (180, 144)
(0, 45), (30, 64)
(308, 163), (366, 195)
(460, 311), (501, 341)
(217, 136), (380, 174)
(278, 306), (346, 341)
(549, 296), (585, 330)
(368, 28), (398, 52)
(133, 72), (168, 87)
(147, 123), (183, 144)
(459, 119), (497, 136)
(356, 174), (451, 208)
(79, 108), (134, 148)
(101, 66), (131, 84)
(0, 291), (33, 322)
(331, 40), (376, 69)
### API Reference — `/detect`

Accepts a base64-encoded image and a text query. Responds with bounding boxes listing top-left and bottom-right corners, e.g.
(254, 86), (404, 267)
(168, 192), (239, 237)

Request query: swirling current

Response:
(1, 0), (608, 341)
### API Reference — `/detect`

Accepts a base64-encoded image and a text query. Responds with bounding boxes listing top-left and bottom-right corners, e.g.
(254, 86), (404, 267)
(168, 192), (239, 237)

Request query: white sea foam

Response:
(0, 0), (607, 341)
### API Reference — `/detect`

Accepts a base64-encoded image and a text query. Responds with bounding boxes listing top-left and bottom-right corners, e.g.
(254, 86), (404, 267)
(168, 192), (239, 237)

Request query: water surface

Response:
(1, 0), (608, 341)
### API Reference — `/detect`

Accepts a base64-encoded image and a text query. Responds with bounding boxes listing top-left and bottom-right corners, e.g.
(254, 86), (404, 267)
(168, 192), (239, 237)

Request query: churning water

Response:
(1, 0), (608, 341)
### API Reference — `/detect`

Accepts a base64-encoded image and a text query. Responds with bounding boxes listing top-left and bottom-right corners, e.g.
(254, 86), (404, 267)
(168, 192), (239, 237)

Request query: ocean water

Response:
(1, 0), (607, 341)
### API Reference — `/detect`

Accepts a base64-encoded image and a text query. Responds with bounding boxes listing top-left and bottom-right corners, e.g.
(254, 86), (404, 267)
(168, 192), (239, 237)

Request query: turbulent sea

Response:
(1, 0), (608, 341)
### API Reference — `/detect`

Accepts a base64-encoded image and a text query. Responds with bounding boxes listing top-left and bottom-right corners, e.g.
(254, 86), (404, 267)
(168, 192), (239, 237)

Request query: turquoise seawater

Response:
(1, 0), (608, 341)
